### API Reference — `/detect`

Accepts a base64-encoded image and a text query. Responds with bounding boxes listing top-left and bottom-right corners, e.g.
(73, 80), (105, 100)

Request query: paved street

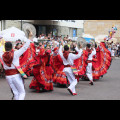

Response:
(0, 58), (120, 100)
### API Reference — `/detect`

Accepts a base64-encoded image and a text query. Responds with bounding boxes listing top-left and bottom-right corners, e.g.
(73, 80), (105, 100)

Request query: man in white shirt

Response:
(41, 34), (45, 39)
(59, 40), (83, 95)
(86, 44), (96, 85)
(0, 33), (33, 100)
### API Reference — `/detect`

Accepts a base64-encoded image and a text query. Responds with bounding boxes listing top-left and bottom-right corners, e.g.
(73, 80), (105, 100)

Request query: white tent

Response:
(0, 27), (27, 42)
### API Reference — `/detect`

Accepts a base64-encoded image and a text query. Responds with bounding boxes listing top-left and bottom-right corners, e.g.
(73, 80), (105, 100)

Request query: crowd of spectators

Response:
(14, 34), (77, 54)
(106, 41), (120, 59)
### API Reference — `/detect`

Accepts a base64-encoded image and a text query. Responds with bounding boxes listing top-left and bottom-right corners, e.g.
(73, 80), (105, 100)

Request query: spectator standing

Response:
(108, 45), (112, 54)
(111, 48), (115, 59)
(118, 46), (120, 57)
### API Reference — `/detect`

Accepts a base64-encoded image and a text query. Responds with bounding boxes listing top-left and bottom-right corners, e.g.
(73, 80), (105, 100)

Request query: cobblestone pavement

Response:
(0, 59), (120, 100)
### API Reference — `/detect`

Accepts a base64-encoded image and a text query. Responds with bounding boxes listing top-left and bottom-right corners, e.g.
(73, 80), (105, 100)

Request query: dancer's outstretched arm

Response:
(71, 44), (83, 60)
(15, 32), (33, 57)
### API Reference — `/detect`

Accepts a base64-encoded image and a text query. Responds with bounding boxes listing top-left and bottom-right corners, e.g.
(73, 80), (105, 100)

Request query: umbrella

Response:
(0, 27), (27, 42)
(82, 33), (95, 43)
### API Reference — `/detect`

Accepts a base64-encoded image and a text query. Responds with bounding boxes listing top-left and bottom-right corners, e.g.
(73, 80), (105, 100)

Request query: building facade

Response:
(0, 20), (84, 38)
(1, 20), (120, 42)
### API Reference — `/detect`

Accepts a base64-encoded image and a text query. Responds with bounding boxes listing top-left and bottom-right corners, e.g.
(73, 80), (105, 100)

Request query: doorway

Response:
(34, 25), (46, 37)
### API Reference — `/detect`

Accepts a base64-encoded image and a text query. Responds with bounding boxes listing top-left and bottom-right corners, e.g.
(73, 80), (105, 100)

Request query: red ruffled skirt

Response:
(29, 65), (54, 91)
(92, 43), (112, 80)
(52, 54), (68, 85)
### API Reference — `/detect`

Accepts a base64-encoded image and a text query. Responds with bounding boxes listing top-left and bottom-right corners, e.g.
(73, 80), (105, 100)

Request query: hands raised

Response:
(73, 42), (77, 48)
(80, 44), (83, 49)
(28, 31), (33, 40)
(77, 42), (83, 49)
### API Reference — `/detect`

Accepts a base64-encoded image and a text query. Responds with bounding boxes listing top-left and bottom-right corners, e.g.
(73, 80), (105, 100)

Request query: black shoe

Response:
(89, 82), (94, 85)
(101, 75), (103, 78)
(67, 88), (73, 95)
(91, 82), (94, 85)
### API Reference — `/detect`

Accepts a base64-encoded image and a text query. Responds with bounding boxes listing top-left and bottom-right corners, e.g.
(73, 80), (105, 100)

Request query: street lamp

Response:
(1, 20), (4, 30)
(21, 20), (23, 30)
(1, 20), (2, 31)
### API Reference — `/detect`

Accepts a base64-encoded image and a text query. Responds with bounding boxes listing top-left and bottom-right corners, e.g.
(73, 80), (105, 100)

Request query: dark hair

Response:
(64, 45), (69, 51)
(16, 43), (22, 47)
(34, 42), (39, 46)
(18, 39), (21, 42)
(86, 44), (91, 48)
(5, 42), (12, 51)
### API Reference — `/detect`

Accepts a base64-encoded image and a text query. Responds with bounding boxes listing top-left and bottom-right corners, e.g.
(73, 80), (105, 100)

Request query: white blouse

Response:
(59, 45), (83, 66)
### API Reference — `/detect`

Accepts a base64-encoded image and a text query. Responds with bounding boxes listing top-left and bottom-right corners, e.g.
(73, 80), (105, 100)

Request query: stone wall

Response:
(5, 20), (21, 29)
(77, 28), (84, 37)
(57, 26), (83, 37)
(57, 26), (69, 37)
(84, 20), (120, 42)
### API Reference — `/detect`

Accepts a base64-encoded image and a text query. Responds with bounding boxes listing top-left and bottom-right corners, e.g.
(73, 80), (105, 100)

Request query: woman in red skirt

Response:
(52, 47), (68, 87)
(78, 42), (112, 81)
(20, 42), (36, 77)
(92, 42), (112, 80)
(29, 45), (54, 92)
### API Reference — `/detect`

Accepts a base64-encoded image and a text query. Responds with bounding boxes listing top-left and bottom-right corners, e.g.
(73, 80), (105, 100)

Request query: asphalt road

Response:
(0, 58), (120, 100)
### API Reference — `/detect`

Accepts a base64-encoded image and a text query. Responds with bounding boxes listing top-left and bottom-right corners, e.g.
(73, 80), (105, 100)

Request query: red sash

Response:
(64, 65), (71, 67)
(5, 69), (19, 76)
(87, 60), (93, 63)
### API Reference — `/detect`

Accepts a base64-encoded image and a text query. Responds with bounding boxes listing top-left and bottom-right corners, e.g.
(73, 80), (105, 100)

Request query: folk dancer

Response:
(59, 40), (83, 96)
(0, 33), (33, 100)
(86, 44), (96, 85)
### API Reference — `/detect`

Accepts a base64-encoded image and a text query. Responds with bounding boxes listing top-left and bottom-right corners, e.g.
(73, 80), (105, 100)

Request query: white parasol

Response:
(82, 33), (95, 43)
(82, 33), (94, 38)
(0, 27), (27, 42)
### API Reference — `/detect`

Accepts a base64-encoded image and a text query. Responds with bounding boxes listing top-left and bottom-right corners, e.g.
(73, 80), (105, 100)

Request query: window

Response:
(73, 28), (77, 37)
